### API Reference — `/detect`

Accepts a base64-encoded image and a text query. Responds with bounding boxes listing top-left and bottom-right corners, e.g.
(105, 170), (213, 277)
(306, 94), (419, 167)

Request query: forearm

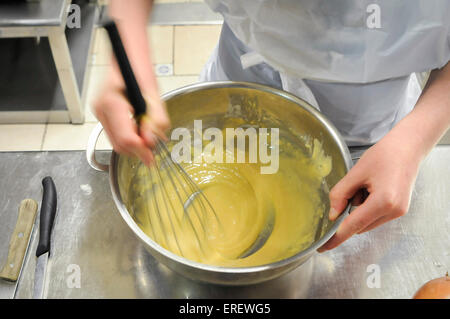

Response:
(108, 0), (157, 94)
(384, 61), (450, 162)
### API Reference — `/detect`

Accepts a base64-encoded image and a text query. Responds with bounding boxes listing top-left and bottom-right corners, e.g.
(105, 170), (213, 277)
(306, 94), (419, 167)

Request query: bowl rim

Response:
(109, 81), (353, 275)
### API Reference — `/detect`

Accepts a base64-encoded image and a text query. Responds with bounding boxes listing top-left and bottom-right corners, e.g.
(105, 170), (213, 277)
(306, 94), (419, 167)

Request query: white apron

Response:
(200, 0), (450, 146)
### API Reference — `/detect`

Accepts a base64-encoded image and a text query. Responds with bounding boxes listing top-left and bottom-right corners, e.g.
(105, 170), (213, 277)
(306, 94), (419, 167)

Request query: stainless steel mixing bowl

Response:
(87, 81), (353, 285)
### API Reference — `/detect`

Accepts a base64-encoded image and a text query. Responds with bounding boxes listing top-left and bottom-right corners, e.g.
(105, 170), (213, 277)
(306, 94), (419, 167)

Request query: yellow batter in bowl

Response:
(120, 121), (332, 268)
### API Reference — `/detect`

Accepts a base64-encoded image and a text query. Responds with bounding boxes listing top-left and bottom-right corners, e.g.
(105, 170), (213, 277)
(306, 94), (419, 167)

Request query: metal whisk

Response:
(104, 21), (221, 257)
(142, 140), (222, 257)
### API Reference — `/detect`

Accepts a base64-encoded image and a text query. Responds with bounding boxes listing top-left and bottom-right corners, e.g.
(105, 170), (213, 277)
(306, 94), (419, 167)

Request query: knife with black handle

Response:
(32, 176), (57, 299)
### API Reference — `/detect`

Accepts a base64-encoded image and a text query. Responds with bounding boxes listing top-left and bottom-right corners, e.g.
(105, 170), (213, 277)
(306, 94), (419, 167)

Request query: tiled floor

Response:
(174, 25), (221, 75)
(0, 17), (222, 152)
(0, 125), (46, 151)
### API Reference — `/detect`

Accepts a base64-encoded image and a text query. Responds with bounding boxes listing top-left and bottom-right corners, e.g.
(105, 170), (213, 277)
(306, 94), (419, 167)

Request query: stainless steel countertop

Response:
(0, 147), (449, 299)
(0, 0), (67, 27)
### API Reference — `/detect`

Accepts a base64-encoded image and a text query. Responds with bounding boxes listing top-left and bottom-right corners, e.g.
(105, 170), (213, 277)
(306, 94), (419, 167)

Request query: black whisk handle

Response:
(103, 20), (147, 118)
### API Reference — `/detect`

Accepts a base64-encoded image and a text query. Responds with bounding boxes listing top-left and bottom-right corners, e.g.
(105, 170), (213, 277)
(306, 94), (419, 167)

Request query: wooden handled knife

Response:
(0, 199), (38, 282)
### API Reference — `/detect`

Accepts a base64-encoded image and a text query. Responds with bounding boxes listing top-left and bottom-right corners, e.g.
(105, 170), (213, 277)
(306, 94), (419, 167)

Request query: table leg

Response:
(48, 27), (85, 124)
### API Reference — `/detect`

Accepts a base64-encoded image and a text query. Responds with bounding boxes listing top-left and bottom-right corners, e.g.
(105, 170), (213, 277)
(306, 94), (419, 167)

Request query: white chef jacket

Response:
(200, 0), (450, 146)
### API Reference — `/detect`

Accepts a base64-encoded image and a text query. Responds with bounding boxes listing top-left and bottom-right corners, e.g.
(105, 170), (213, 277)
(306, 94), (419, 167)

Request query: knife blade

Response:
(32, 176), (57, 299)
